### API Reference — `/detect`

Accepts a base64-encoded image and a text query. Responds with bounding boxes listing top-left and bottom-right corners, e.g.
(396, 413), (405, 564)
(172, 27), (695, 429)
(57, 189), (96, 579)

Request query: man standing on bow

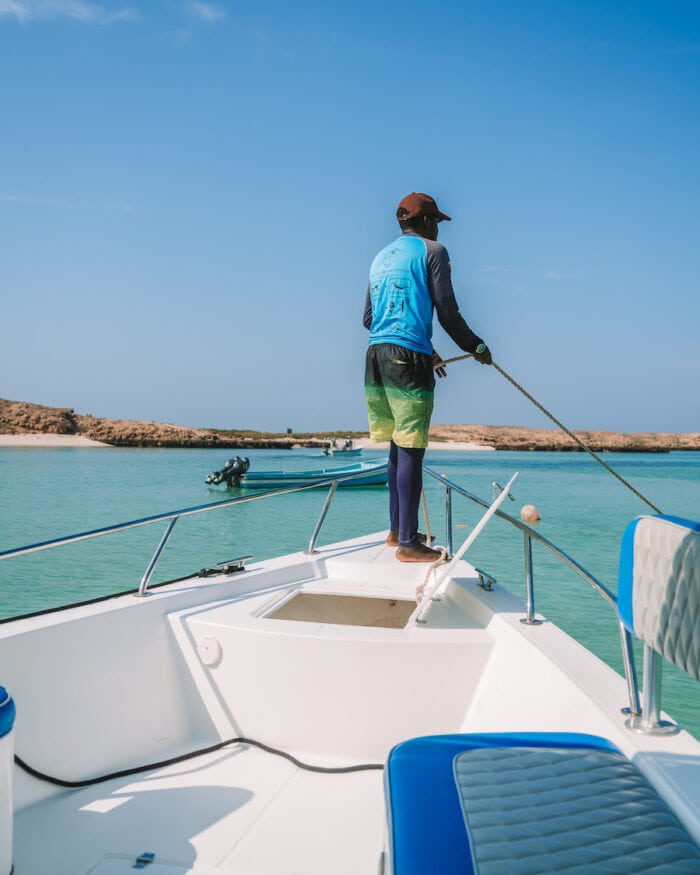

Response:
(363, 192), (492, 562)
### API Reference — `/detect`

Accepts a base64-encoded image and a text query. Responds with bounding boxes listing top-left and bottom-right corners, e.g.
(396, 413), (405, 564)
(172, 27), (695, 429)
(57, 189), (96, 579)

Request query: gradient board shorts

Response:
(365, 343), (435, 449)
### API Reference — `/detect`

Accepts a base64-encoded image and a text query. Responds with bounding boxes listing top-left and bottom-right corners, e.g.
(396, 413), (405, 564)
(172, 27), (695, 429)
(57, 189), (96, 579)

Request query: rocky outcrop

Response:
(429, 424), (700, 452)
(0, 400), (80, 435)
(0, 398), (324, 449)
(1, 398), (698, 451)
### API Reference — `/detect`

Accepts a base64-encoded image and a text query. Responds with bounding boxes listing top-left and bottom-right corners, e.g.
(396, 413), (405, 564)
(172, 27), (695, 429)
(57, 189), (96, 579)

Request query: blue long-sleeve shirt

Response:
(363, 231), (483, 356)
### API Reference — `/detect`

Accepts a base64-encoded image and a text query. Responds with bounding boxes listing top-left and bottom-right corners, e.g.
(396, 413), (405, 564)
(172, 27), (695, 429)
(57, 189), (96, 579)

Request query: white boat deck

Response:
(14, 745), (384, 874)
(7, 533), (700, 873)
(11, 537), (467, 875)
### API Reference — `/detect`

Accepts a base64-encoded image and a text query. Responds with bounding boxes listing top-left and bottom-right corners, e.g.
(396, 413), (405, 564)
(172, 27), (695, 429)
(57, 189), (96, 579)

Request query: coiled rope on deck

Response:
(434, 353), (662, 515)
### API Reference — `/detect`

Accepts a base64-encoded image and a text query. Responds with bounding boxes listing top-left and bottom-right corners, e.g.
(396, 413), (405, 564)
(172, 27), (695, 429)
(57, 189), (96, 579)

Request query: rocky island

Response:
(1, 397), (698, 452)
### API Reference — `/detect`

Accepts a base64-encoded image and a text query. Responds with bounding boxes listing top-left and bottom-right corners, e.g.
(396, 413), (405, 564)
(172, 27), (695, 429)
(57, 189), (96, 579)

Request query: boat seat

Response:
(617, 514), (700, 681)
(384, 515), (700, 874)
(385, 732), (700, 874)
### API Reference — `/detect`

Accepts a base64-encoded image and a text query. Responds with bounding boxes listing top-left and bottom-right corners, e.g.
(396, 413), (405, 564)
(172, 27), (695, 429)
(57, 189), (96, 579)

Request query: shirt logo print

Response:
(381, 247), (401, 267)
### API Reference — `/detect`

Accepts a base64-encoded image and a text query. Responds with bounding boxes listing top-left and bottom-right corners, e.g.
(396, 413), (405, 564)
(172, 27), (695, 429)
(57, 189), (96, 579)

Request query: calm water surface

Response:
(1, 446), (699, 736)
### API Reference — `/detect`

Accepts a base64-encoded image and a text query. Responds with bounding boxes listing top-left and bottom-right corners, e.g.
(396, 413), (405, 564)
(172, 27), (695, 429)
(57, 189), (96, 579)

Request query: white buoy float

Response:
(520, 504), (540, 523)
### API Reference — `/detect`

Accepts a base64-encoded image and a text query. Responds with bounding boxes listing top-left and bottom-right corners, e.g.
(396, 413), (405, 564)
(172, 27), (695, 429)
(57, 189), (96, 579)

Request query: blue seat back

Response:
(618, 514), (700, 680)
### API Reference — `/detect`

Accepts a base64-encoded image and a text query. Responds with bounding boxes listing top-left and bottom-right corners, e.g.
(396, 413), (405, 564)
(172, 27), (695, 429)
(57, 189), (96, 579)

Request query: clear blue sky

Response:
(1, 0), (698, 433)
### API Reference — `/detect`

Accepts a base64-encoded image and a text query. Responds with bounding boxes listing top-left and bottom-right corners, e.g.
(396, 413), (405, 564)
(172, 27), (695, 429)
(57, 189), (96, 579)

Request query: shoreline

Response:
(0, 434), (112, 448)
(357, 439), (493, 452)
(2, 396), (698, 452)
(0, 432), (698, 453)
(0, 434), (492, 451)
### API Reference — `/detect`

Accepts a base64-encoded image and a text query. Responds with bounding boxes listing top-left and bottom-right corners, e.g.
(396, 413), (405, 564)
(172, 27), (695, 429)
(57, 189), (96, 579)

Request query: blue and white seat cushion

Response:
(618, 514), (700, 679)
(384, 515), (700, 873)
(384, 733), (700, 875)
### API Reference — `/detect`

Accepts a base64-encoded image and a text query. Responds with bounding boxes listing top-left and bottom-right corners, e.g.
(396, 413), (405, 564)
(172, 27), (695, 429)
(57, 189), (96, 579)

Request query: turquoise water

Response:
(1, 446), (699, 736)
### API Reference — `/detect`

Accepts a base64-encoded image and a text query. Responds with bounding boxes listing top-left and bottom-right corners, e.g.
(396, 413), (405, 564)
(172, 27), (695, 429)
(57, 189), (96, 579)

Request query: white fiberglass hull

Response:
(4, 531), (700, 874)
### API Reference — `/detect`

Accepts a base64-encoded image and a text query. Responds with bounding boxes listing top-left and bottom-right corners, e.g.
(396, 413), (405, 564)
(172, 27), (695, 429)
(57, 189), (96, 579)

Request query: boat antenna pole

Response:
(434, 354), (662, 515)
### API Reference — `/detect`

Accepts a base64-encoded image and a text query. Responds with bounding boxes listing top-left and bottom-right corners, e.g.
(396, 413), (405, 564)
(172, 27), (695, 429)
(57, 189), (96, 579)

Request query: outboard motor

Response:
(206, 456), (250, 487)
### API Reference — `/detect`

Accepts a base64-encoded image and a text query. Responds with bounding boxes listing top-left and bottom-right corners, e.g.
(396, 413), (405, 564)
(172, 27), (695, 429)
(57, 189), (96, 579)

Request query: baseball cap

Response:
(396, 192), (452, 222)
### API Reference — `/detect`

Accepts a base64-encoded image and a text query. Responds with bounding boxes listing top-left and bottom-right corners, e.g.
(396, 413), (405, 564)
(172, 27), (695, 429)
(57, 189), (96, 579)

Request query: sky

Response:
(1, 0), (699, 434)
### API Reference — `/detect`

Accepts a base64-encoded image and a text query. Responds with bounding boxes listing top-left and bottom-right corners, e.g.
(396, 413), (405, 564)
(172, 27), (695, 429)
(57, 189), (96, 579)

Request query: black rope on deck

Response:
(15, 736), (383, 789)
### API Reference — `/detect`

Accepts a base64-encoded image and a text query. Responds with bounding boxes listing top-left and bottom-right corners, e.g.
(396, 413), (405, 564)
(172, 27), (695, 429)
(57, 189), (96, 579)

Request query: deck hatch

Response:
(264, 592), (415, 628)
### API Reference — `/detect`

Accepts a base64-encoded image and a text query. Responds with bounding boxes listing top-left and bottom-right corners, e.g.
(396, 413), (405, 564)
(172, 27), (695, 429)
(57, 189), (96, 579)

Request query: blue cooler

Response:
(0, 687), (15, 875)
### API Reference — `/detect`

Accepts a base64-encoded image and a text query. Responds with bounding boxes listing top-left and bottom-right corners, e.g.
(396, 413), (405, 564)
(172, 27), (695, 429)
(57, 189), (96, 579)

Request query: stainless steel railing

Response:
(0, 466), (386, 598)
(422, 466), (642, 720)
(423, 467), (616, 608)
(0, 460), (644, 723)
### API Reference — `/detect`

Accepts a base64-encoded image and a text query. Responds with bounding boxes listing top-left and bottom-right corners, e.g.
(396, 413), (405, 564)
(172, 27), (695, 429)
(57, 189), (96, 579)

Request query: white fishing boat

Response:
(322, 438), (363, 457)
(1, 463), (699, 875)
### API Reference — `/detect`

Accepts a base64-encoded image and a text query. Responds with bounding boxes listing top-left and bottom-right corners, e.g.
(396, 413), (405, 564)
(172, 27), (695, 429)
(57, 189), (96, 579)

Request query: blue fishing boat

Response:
(206, 456), (387, 488)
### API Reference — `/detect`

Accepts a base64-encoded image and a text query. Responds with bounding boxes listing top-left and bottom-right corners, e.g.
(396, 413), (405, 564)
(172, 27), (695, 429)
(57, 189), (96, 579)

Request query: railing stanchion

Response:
(520, 532), (541, 625)
(619, 622), (641, 717)
(305, 481), (339, 555)
(644, 645), (662, 726)
(444, 481), (453, 558)
(138, 516), (179, 597)
(626, 645), (679, 735)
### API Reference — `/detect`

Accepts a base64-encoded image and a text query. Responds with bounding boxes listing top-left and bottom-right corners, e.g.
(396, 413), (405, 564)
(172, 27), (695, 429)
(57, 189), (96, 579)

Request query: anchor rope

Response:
(434, 354), (662, 515)
(420, 490), (432, 543)
(415, 547), (449, 604)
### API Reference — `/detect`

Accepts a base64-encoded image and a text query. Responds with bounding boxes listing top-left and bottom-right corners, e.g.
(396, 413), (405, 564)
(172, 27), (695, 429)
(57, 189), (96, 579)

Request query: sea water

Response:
(1, 446), (699, 737)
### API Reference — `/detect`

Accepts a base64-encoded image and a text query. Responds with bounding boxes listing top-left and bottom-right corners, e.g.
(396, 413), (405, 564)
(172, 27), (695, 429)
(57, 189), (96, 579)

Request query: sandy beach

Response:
(0, 434), (492, 451)
(356, 439), (493, 452)
(0, 434), (112, 448)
